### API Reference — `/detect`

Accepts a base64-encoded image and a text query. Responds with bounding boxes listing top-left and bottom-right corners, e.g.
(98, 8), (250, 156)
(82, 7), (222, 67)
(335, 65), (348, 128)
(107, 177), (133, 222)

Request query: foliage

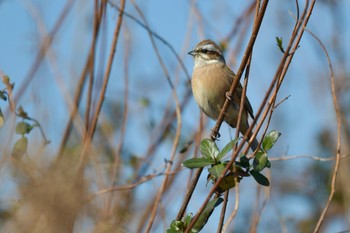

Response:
(183, 130), (280, 189)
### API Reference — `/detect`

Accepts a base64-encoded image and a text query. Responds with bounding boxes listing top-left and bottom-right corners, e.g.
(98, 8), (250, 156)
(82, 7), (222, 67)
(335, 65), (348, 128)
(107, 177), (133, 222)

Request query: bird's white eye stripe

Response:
(202, 44), (220, 54)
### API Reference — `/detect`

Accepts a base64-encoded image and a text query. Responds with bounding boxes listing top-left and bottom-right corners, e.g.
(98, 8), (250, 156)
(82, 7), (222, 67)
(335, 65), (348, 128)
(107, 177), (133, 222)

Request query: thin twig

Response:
(222, 176), (240, 232)
(87, 170), (182, 201)
(176, 167), (204, 220)
(107, 1), (191, 80)
(57, 0), (106, 158)
(127, 2), (182, 232)
(310, 16), (341, 233)
(105, 23), (132, 215)
(217, 190), (229, 233)
(10, 0), (75, 108)
(78, 0), (126, 166)
(270, 153), (349, 162)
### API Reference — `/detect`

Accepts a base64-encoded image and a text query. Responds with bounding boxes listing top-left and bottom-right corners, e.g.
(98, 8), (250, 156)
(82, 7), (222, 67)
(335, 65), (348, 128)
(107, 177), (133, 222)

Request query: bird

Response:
(188, 39), (259, 151)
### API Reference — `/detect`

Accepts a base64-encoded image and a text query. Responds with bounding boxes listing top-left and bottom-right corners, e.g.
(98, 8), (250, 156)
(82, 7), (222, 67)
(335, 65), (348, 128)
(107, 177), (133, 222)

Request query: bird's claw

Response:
(225, 91), (232, 101)
(211, 129), (221, 141)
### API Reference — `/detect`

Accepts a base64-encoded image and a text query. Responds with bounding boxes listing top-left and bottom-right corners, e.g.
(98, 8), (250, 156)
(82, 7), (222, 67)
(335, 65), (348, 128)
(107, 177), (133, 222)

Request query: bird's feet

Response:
(225, 91), (232, 101)
(210, 129), (221, 141)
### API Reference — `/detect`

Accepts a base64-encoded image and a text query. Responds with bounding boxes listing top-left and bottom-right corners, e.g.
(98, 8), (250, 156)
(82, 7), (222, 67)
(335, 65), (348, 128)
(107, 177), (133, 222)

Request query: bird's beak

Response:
(188, 50), (196, 56)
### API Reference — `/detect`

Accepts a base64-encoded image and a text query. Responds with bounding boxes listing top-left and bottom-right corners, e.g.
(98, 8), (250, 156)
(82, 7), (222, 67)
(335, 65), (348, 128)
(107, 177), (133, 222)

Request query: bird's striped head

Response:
(188, 39), (226, 68)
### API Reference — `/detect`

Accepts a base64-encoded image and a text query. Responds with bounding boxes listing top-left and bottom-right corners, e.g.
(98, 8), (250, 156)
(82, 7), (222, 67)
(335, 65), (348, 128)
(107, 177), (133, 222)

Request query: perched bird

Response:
(188, 39), (259, 151)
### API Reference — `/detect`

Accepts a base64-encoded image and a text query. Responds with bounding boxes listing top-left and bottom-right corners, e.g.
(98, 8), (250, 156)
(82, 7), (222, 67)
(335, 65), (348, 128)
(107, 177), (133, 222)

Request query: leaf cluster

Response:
(183, 130), (280, 188)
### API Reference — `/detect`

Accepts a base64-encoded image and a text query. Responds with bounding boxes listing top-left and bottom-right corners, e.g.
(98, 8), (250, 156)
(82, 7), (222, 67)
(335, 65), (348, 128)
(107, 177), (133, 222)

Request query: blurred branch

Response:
(108, 0), (191, 80)
(127, 1), (182, 232)
(11, 0), (75, 112)
(57, 0), (106, 158)
(79, 0), (126, 165)
(105, 23), (132, 215)
(270, 153), (349, 162)
(222, 176), (240, 233)
(307, 16), (341, 233)
(249, 185), (270, 233)
(217, 191), (229, 233)
(87, 169), (182, 200)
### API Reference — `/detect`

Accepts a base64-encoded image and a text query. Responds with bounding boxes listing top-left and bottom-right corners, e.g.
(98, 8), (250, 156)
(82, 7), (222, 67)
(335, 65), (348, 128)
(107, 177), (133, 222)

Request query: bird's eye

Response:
(202, 49), (208, 53)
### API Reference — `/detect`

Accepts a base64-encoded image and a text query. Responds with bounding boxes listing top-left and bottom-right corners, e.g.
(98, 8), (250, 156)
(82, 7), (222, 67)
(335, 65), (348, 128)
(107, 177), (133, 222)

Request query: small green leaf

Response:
(169, 220), (185, 230)
(184, 213), (193, 226)
(239, 155), (250, 168)
(276, 36), (285, 53)
(12, 137), (28, 159)
(266, 160), (271, 168)
(262, 130), (281, 151)
(179, 141), (193, 153)
(253, 151), (268, 172)
(15, 122), (33, 135)
(250, 170), (270, 186)
(200, 139), (219, 159)
(0, 91), (7, 101)
(139, 97), (150, 107)
(192, 197), (223, 232)
(17, 106), (29, 119)
(216, 138), (238, 161)
(182, 157), (213, 169)
(216, 173), (240, 193)
(208, 164), (225, 179)
(166, 229), (183, 233)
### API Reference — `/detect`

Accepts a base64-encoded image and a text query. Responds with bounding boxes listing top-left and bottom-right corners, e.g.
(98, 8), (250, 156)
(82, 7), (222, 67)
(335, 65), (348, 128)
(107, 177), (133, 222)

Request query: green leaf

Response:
(250, 170), (270, 186)
(15, 122), (33, 135)
(216, 138), (238, 161)
(192, 197), (223, 232)
(216, 173), (240, 193)
(166, 229), (183, 233)
(169, 220), (185, 230)
(17, 106), (29, 119)
(182, 157), (213, 169)
(262, 130), (281, 151)
(0, 91), (7, 101)
(266, 160), (271, 168)
(184, 213), (193, 226)
(12, 137), (28, 159)
(167, 213), (193, 232)
(179, 141), (193, 153)
(253, 151), (268, 172)
(276, 36), (285, 53)
(200, 139), (219, 159)
(239, 155), (250, 168)
(208, 164), (225, 179)
(139, 97), (150, 107)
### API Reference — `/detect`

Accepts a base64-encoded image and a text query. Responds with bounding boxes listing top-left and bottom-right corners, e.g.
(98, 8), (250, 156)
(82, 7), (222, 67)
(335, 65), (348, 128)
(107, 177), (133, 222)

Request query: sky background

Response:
(0, 0), (349, 232)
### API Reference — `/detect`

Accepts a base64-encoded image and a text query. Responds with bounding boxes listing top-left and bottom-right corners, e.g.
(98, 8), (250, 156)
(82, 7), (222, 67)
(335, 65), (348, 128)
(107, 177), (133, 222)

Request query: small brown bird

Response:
(188, 39), (259, 151)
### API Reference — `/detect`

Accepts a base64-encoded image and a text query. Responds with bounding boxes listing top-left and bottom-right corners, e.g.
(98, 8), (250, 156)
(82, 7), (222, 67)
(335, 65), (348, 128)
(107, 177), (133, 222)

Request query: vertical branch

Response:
(222, 178), (240, 232)
(128, 1), (182, 231)
(85, 0), (105, 132)
(309, 29), (341, 233)
(79, 0), (126, 164)
(217, 191), (229, 233)
(105, 24), (131, 214)
(57, 0), (106, 158)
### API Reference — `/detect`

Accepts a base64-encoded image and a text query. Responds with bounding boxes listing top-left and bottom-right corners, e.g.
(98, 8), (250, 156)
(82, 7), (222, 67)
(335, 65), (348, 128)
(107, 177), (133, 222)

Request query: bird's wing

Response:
(227, 67), (255, 119)
(237, 82), (255, 119)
